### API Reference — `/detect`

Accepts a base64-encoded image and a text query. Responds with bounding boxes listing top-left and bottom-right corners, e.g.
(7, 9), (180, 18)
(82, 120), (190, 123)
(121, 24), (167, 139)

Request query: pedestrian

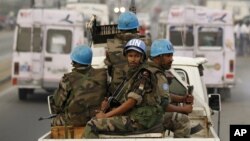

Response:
(50, 45), (107, 138)
(148, 39), (193, 138)
(234, 20), (241, 56)
(240, 21), (249, 56)
(84, 38), (163, 138)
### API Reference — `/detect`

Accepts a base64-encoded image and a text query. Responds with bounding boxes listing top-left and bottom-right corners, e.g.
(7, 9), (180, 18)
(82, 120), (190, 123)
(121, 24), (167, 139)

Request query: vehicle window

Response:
(198, 27), (223, 47)
(46, 29), (72, 54)
(169, 69), (189, 96)
(33, 27), (42, 52)
(16, 27), (31, 52)
(169, 26), (194, 47)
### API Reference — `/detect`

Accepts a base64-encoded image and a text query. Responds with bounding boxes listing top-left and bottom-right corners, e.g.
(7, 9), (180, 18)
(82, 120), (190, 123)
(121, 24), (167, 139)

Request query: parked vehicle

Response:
(38, 56), (221, 141)
(11, 8), (85, 100)
(158, 5), (236, 98)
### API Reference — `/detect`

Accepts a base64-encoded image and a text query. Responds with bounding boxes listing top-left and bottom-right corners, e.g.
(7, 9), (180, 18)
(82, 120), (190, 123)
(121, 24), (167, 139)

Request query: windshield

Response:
(169, 26), (194, 47)
(198, 27), (223, 47)
(46, 29), (72, 54)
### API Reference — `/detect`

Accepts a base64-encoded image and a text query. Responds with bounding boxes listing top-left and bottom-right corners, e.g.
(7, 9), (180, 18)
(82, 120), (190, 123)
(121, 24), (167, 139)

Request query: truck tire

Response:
(18, 88), (34, 100)
(218, 88), (231, 100)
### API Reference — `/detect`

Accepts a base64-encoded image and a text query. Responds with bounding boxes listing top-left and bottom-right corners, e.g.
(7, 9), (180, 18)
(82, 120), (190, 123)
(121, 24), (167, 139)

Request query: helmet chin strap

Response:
(76, 65), (90, 70)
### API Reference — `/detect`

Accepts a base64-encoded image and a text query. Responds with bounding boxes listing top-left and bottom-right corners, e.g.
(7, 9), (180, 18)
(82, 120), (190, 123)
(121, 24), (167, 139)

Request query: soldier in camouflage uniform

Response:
(105, 11), (151, 94)
(50, 45), (107, 138)
(84, 39), (164, 138)
(148, 39), (194, 138)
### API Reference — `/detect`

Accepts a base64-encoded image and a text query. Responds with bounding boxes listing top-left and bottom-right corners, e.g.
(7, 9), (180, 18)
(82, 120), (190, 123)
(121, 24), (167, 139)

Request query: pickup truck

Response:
(38, 56), (221, 141)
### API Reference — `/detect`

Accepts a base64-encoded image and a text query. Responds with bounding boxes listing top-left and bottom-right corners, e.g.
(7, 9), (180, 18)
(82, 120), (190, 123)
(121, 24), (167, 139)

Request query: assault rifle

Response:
(102, 78), (127, 113)
(103, 69), (151, 113)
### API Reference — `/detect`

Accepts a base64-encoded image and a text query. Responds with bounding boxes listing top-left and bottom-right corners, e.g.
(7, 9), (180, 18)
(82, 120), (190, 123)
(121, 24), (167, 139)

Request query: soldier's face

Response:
(160, 53), (173, 70)
(127, 50), (143, 68)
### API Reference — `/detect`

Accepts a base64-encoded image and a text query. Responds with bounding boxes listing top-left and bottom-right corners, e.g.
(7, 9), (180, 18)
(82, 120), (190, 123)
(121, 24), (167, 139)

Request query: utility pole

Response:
(31, 0), (35, 8)
(129, 0), (136, 14)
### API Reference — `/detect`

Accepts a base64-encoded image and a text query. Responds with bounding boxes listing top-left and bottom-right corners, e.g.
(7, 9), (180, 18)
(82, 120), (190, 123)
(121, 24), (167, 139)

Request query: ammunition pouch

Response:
(51, 126), (85, 139)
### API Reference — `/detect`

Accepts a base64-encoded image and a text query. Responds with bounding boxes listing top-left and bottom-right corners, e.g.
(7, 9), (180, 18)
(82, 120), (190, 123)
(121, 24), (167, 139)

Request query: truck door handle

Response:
(196, 54), (205, 57)
(45, 57), (52, 62)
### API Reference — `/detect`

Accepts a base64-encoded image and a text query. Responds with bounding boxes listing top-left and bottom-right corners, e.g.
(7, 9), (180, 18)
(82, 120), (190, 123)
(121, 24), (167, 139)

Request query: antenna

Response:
(129, 0), (136, 14)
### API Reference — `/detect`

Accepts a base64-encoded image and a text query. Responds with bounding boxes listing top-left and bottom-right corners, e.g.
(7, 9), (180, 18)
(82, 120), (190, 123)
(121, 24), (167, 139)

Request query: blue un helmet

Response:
(124, 39), (147, 60)
(118, 11), (139, 30)
(150, 39), (174, 58)
(70, 45), (93, 65)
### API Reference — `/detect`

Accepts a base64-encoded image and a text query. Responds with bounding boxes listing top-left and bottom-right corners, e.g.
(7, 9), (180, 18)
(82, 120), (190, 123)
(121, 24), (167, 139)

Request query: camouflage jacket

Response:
(51, 67), (107, 126)
(146, 61), (171, 109)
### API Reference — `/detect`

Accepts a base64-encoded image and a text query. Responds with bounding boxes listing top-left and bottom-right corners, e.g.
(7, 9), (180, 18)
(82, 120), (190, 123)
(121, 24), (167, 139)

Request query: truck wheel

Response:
(18, 88), (34, 100)
(218, 88), (231, 100)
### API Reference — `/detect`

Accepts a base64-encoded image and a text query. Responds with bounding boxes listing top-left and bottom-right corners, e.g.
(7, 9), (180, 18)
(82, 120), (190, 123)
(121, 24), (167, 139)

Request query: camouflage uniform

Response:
(51, 66), (107, 127)
(147, 61), (191, 138)
(105, 33), (151, 94)
(84, 65), (164, 138)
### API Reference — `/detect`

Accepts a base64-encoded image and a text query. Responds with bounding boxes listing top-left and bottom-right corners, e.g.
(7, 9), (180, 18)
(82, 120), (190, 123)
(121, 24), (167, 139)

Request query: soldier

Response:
(105, 11), (151, 95)
(84, 39), (164, 138)
(148, 39), (193, 138)
(50, 45), (107, 138)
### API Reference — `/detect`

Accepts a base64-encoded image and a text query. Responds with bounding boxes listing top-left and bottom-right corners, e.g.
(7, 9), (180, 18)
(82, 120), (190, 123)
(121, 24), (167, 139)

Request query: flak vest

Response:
(52, 68), (107, 126)
(114, 66), (164, 129)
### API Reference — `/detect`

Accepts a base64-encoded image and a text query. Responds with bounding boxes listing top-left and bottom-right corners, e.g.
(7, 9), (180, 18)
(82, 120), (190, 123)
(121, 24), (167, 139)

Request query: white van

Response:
(158, 5), (236, 98)
(11, 9), (85, 100)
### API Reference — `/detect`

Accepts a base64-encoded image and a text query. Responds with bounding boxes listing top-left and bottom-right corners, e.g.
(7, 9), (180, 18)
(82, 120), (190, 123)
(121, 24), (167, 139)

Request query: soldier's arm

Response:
(96, 98), (136, 118)
(165, 104), (193, 114)
(155, 73), (171, 109)
(52, 75), (71, 113)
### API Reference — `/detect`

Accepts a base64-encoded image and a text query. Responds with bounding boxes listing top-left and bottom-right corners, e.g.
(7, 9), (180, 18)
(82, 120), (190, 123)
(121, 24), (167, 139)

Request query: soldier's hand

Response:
(183, 104), (193, 114)
(100, 97), (109, 112)
(95, 111), (106, 119)
(185, 95), (194, 104)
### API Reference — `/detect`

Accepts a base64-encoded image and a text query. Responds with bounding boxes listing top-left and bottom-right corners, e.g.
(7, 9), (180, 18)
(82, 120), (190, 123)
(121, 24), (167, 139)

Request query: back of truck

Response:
(38, 56), (220, 141)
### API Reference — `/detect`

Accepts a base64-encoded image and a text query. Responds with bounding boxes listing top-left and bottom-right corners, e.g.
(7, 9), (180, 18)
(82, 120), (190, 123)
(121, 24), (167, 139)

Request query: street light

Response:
(114, 7), (126, 13)
(114, 7), (120, 13)
(120, 7), (126, 13)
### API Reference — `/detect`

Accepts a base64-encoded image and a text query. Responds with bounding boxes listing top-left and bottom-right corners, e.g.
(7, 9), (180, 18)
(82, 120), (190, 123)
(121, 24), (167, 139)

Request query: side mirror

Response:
(208, 94), (221, 111)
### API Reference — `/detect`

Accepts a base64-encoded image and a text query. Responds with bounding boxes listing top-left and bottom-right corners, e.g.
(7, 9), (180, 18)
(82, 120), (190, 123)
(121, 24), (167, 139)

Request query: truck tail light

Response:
(226, 73), (234, 79)
(12, 77), (17, 85)
(14, 62), (19, 75)
(229, 60), (234, 72)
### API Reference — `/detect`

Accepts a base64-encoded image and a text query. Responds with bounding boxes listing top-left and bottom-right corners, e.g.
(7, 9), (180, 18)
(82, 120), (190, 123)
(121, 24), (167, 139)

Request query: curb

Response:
(0, 75), (11, 84)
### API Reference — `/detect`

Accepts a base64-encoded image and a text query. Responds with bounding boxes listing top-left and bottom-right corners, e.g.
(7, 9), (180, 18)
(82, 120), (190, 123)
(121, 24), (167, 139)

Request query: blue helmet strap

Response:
(76, 65), (90, 70)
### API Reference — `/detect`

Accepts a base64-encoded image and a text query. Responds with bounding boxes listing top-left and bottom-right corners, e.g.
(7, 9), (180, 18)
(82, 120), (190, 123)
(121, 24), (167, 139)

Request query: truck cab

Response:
(158, 5), (236, 98)
(11, 9), (85, 100)
(38, 56), (221, 141)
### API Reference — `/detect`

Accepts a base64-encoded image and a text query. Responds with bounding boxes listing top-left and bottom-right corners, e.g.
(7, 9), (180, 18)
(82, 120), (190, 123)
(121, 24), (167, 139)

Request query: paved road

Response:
(0, 31), (14, 57)
(0, 87), (51, 141)
(0, 31), (12, 91)
(219, 56), (250, 141)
